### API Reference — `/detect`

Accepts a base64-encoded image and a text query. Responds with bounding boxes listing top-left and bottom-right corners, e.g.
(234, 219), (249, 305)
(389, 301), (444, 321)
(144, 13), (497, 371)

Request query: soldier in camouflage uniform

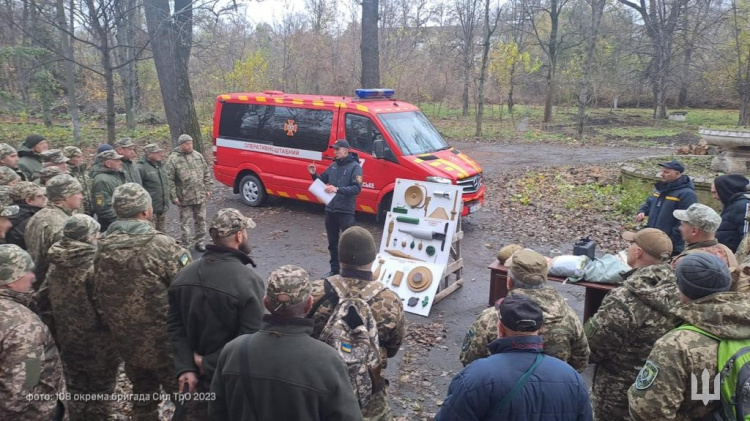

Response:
(0, 186), (19, 242)
(6, 181), (46, 249)
(0, 244), (67, 420)
(47, 214), (119, 420)
(210, 265), (362, 421)
(585, 228), (680, 421)
(0, 142), (28, 181)
(0, 166), (20, 185)
(671, 203), (737, 269)
(115, 137), (142, 184)
(136, 144), (169, 232)
(310, 226), (406, 421)
(24, 175), (83, 336)
(40, 149), (69, 175)
(460, 249), (590, 372)
(64, 146), (93, 216)
(34, 166), (62, 186)
(165, 134), (212, 252)
(90, 150), (126, 232)
(94, 183), (191, 421)
(629, 253), (750, 421)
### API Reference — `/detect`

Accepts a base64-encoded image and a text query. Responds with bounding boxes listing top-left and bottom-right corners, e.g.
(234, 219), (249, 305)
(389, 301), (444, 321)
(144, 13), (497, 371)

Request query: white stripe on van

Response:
(216, 137), (323, 161)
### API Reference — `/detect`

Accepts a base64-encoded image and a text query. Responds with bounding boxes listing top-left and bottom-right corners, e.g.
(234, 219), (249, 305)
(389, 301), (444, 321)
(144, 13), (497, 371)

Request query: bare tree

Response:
(476, 0), (501, 136)
(454, 0), (481, 116)
(731, 0), (750, 125)
(575, 0), (606, 140)
(114, 0), (141, 130)
(361, 0), (380, 87)
(617, 0), (690, 119)
(56, 0), (80, 142)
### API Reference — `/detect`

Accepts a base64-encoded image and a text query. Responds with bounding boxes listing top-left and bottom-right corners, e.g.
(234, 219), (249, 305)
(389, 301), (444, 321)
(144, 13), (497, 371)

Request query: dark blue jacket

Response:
(312, 152), (363, 215)
(639, 175), (697, 253)
(435, 336), (593, 421)
(714, 175), (750, 252)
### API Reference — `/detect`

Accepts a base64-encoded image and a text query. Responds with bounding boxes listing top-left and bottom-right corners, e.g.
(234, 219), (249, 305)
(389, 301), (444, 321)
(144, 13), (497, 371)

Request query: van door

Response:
(342, 112), (408, 213)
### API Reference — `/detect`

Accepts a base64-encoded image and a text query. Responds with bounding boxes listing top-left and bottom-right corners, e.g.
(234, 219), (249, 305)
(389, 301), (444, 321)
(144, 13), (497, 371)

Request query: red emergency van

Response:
(211, 89), (485, 219)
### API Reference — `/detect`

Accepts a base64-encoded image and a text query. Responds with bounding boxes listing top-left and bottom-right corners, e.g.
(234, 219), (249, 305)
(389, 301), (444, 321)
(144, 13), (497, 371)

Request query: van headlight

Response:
(426, 176), (452, 184)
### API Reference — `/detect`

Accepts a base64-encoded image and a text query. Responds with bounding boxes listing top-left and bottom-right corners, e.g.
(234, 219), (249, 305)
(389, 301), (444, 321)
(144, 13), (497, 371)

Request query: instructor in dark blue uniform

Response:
(308, 139), (363, 276)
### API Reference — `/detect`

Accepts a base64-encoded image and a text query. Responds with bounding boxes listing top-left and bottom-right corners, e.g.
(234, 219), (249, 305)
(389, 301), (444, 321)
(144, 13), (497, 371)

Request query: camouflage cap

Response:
(266, 265), (312, 311)
(113, 183), (152, 218)
(210, 208), (256, 237)
(11, 181), (44, 204)
(97, 150), (124, 161)
(0, 166), (20, 185)
(673, 203), (722, 233)
(36, 167), (63, 185)
(0, 244), (34, 286)
(0, 185), (18, 217)
(143, 143), (164, 154)
(508, 249), (548, 285)
(177, 134), (193, 145)
(40, 149), (69, 164)
(62, 146), (83, 158)
(63, 214), (100, 243)
(46, 174), (82, 201)
(0, 143), (17, 160)
(497, 244), (524, 266)
(115, 137), (135, 148)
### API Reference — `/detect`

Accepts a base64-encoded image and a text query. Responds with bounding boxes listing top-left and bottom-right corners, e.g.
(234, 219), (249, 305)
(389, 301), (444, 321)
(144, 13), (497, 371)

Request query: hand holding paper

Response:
(308, 179), (335, 204)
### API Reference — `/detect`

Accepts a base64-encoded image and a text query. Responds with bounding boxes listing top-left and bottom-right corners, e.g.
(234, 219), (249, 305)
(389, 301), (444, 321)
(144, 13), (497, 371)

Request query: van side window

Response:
(345, 114), (381, 154)
(219, 103), (332, 152)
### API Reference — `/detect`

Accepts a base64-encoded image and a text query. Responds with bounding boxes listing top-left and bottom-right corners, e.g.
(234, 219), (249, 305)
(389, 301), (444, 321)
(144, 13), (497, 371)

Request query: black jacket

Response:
(167, 244), (264, 381)
(136, 156), (170, 214)
(639, 175), (697, 253)
(209, 315), (363, 421)
(6, 204), (42, 250)
(312, 153), (363, 214)
(714, 174), (750, 252)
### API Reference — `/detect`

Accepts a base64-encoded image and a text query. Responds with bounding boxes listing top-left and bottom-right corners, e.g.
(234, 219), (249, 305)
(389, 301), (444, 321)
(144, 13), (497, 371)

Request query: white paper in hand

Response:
(308, 179), (335, 205)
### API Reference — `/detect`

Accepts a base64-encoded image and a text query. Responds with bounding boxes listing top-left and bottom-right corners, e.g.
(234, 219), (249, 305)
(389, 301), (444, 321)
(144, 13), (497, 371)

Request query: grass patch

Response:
(598, 126), (683, 139)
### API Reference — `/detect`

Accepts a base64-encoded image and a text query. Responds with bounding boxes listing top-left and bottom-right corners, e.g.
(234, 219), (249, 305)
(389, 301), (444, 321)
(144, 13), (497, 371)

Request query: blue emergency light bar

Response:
(355, 89), (395, 99)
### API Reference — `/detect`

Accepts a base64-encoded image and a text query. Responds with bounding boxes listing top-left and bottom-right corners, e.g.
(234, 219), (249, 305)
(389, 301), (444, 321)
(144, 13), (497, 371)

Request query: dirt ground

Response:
(158, 140), (670, 419)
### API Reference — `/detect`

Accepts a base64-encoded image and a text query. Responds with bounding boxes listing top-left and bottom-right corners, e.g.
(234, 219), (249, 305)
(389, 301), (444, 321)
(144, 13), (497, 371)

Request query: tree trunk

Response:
(462, 57), (471, 116)
(103, 52), (116, 143)
(576, 0), (606, 141)
(115, 0), (138, 131)
(740, 92), (750, 127)
(543, 0), (559, 124)
(476, 0), (497, 138)
(143, 0), (203, 151)
(361, 0), (380, 88)
(56, 0), (80, 142)
(543, 65), (555, 124)
(677, 46), (693, 107)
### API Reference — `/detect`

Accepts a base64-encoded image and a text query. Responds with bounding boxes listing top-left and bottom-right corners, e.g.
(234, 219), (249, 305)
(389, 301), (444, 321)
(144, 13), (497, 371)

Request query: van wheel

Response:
(239, 174), (266, 207)
(377, 193), (393, 222)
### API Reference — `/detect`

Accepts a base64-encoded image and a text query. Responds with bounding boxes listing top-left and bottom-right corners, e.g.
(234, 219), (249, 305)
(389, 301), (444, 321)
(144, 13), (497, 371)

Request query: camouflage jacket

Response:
(0, 288), (67, 420)
(584, 264), (680, 419)
(629, 292), (750, 421)
(121, 159), (142, 185)
(69, 164), (92, 215)
(671, 240), (738, 269)
(460, 287), (590, 372)
(165, 149), (212, 205)
(24, 203), (73, 290)
(310, 270), (406, 371)
(47, 237), (108, 352)
(94, 219), (191, 369)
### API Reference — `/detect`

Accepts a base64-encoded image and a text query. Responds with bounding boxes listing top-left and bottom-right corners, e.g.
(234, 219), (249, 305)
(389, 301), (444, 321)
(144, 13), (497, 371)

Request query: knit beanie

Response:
(675, 253), (731, 300)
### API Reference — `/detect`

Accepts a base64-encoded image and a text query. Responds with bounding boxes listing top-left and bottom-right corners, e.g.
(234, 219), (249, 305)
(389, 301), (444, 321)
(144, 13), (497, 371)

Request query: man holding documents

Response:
(308, 139), (363, 277)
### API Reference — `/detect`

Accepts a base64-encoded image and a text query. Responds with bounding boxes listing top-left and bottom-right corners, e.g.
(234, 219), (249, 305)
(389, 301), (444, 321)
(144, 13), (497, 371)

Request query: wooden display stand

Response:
(434, 209), (464, 304)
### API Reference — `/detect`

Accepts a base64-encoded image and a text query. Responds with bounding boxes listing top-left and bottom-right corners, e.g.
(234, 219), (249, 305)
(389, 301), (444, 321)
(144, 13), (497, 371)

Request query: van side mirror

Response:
(373, 139), (386, 159)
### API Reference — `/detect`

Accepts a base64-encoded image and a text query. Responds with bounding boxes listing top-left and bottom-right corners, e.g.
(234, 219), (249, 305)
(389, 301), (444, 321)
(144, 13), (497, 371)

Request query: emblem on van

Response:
(284, 120), (298, 136)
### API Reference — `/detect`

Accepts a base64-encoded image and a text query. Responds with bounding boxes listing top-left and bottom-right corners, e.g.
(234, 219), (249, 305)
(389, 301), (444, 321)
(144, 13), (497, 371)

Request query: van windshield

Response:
(378, 111), (450, 156)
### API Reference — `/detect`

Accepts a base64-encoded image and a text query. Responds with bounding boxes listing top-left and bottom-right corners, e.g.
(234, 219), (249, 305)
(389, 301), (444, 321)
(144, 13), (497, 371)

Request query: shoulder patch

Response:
(356, 175), (363, 184)
(23, 357), (42, 389)
(635, 360), (659, 390)
(179, 253), (190, 267)
(461, 329), (474, 352)
(95, 194), (103, 206)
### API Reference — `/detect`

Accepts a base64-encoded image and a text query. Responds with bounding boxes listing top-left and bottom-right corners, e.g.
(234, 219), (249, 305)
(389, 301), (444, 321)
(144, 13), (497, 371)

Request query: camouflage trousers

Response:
(152, 211), (167, 233)
(362, 390), (394, 421)
(591, 367), (631, 421)
(59, 335), (120, 421)
(179, 203), (206, 246)
(123, 361), (177, 421)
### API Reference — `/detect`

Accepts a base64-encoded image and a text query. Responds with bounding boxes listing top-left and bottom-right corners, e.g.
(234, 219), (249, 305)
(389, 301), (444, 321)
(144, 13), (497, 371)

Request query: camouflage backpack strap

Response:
(306, 276), (341, 318)
(360, 281), (386, 303)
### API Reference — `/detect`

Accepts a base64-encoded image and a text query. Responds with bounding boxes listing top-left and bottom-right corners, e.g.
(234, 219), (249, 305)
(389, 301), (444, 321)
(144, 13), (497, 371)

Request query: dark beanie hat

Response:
(675, 253), (731, 300)
(23, 134), (46, 149)
(97, 143), (113, 153)
(338, 226), (377, 266)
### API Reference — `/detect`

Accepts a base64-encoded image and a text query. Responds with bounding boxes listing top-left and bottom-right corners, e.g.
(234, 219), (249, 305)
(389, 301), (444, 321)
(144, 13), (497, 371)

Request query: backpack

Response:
(316, 276), (385, 408)
(675, 324), (750, 421)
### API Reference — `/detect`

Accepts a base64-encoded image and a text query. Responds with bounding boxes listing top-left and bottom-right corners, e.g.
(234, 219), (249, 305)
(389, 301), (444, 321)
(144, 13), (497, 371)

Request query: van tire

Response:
(377, 193), (393, 223)
(239, 174), (267, 207)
